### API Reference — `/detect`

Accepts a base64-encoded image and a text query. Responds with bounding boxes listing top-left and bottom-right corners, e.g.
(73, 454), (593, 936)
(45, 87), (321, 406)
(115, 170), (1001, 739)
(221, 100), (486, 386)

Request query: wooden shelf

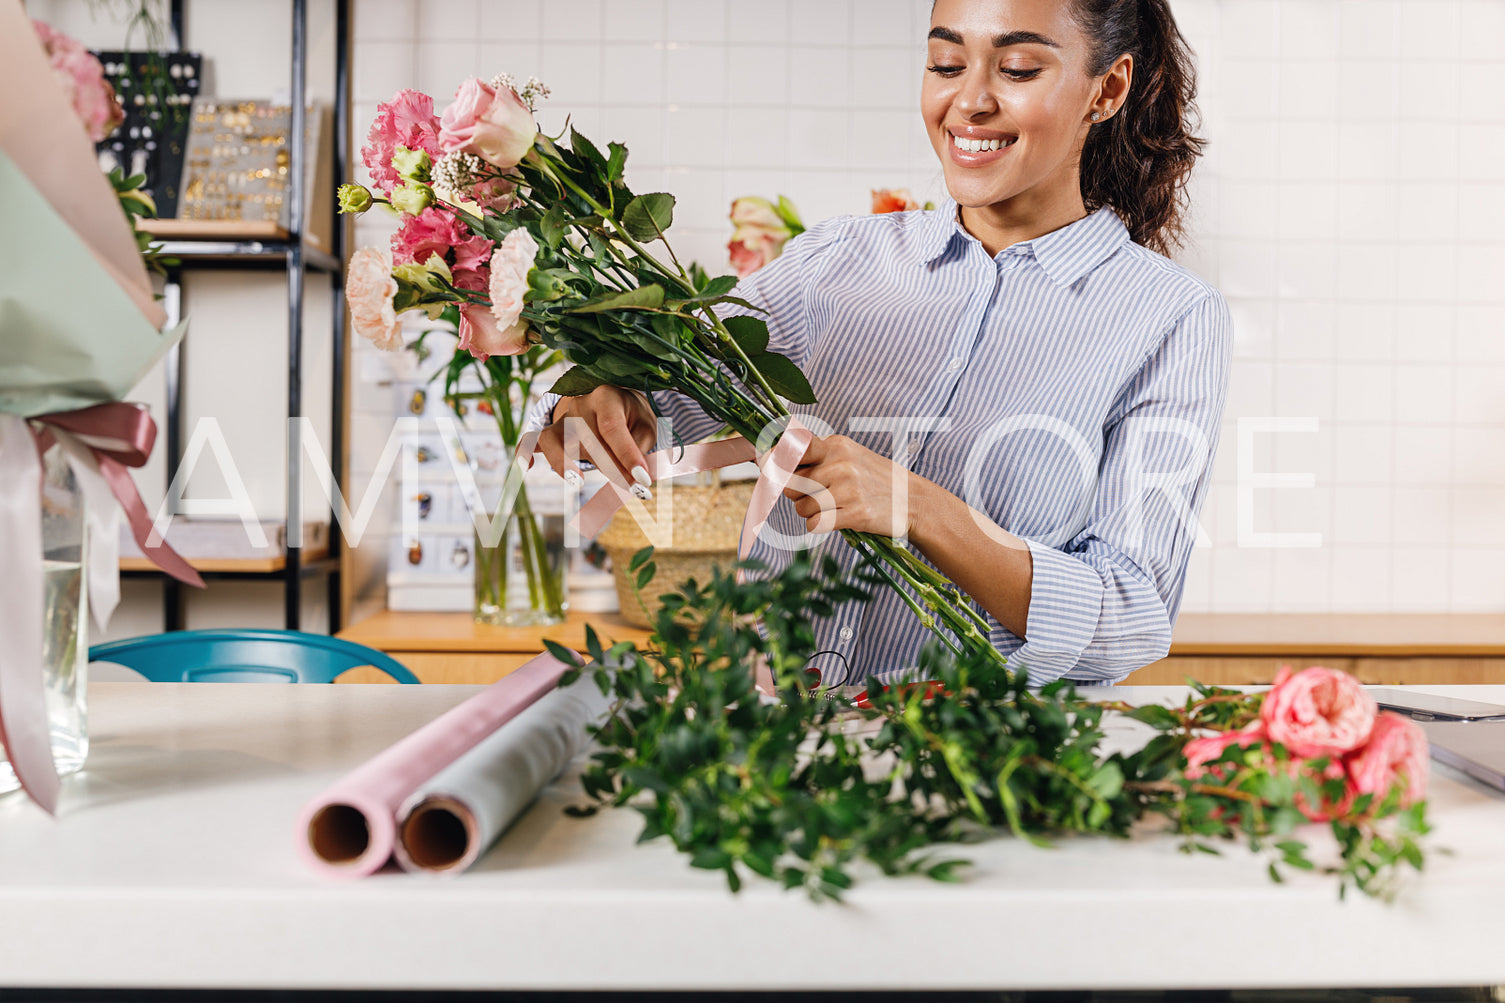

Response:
(120, 545), (328, 574)
(337, 609), (652, 654)
(1169, 613), (1505, 657)
(140, 218), (328, 253)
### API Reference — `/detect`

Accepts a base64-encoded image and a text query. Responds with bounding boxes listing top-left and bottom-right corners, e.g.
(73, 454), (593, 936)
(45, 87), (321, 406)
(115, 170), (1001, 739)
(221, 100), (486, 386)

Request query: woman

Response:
(535, 0), (1230, 688)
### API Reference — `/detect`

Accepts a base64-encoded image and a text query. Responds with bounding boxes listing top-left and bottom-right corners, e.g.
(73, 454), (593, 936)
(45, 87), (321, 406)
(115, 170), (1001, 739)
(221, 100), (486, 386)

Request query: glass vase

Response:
(0, 441), (89, 794)
(473, 481), (568, 627)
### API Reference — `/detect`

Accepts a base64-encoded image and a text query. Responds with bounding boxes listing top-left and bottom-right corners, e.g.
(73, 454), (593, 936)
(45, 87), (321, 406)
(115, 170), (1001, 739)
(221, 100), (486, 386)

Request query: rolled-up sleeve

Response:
(1010, 290), (1233, 685)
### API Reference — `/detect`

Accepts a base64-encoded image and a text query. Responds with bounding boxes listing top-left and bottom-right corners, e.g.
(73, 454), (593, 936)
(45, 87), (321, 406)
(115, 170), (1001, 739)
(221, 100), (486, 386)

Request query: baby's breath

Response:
(491, 72), (550, 112)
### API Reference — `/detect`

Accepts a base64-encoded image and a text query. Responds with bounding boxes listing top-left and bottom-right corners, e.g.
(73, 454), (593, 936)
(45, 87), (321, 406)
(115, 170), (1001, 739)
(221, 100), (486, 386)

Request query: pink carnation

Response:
(362, 89), (444, 195)
(1261, 665), (1376, 759)
(390, 207), (491, 272)
(33, 20), (123, 143)
(347, 247), (402, 351)
(1347, 712), (1429, 808)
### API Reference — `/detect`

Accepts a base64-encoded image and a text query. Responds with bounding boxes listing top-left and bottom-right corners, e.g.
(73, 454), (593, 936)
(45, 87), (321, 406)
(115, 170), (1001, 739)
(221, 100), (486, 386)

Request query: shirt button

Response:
(946, 358), (963, 373)
(907, 439), (922, 455)
(838, 625), (854, 642)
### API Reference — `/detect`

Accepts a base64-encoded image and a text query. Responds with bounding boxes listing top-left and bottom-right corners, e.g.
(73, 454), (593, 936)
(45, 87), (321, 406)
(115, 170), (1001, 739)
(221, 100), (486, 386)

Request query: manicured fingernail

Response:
(631, 465), (652, 487)
(630, 483), (653, 501)
(563, 469), (584, 489)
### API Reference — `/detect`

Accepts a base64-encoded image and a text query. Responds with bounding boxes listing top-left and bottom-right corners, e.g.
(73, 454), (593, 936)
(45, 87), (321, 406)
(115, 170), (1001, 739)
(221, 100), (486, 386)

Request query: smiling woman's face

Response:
(923, 0), (1111, 226)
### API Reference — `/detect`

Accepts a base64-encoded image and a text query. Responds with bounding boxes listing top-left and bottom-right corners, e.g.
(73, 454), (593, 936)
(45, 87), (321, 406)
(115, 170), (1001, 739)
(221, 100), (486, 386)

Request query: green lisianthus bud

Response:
(392, 145), (432, 183)
(392, 252), (453, 295)
(337, 183), (373, 214)
(390, 182), (434, 216)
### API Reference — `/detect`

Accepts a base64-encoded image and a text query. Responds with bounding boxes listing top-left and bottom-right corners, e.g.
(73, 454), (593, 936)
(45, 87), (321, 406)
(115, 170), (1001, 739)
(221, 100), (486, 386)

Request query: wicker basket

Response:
(596, 477), (756, 628)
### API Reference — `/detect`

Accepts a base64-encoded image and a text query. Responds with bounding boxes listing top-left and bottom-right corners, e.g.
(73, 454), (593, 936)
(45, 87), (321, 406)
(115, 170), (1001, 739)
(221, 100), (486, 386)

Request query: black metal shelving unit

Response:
(123, 0), (350, 634)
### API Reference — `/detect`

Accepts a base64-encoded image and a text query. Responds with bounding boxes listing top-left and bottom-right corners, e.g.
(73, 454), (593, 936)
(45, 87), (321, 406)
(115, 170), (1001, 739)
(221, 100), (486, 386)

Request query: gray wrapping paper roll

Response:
(394, 672), (611, 874)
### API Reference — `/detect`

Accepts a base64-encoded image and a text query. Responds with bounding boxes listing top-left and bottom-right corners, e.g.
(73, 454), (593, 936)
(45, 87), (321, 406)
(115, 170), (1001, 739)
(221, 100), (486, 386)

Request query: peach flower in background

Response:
(362, 89), (443, 195)
(727, 196), (794, 278)
(347, 247), (402, 351)
(871, 188), (921, 214)
(1347, 712), (1429, 807)
(32, 20), (124, 143)
(458, 303), (528, 362)
(439, 78), (538, 170)
(1260, 665), (1377, 759)
(488, 227), (538, 332)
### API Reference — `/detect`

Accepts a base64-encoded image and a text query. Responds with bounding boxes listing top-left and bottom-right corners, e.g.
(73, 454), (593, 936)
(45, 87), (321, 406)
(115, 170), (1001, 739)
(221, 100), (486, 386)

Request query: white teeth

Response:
(951, 134), (1014, 153)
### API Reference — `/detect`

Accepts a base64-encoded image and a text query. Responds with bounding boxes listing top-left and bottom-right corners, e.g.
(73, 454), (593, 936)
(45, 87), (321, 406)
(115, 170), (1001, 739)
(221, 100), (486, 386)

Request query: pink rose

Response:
(362, 89), (444, 195)
(1346, 712), (1429, 808)
(1260, 665), (1377, 759)
(871, 188), (920, 214)
(1183, 722), (1267, 781)
(439, 78), (538, 170)
(458, 304), (529, 362)
(347, 247), (402, 351)
(488, 228), (538, 330)
(32, 21), (123, 143)
(390, 207), (491, 272)
(730, 196), (788, 232)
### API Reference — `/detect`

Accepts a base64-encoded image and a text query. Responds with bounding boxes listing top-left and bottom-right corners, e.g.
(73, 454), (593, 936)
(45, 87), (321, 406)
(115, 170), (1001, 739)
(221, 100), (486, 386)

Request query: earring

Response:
(1091, 112), (1101, 122)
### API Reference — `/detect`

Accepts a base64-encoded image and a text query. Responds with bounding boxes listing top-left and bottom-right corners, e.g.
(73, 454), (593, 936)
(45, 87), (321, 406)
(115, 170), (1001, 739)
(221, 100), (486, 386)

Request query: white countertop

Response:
(3, 681), (1505, 992)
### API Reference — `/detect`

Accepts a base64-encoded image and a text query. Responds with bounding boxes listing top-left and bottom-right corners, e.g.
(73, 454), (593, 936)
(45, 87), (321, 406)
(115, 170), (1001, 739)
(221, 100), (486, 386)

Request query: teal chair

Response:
(89, 629), (421, 684)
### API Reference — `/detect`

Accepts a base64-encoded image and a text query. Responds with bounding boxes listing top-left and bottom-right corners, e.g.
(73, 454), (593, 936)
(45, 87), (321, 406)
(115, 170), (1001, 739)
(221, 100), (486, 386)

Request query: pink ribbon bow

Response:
(0, 402), (203, 814)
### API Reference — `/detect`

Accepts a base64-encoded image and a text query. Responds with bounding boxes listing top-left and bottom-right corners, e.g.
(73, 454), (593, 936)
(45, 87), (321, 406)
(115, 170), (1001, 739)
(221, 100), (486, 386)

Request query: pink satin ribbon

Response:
(0, 402), (202, 815)
(538, 417), (815, 694)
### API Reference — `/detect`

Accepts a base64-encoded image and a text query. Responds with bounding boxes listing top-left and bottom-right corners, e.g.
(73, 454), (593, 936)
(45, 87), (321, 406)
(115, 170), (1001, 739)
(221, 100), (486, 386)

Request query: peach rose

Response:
(1347, 712), (1429, 808)
(729, 196), (786, 231)
(871, 188), (920, 214)
(1260, 665), (1376, 759)
(438, 78), (538, 170)
(458, 303), (529, 362)
(729, 226), (788, 278)
(347, 247), (402, 351)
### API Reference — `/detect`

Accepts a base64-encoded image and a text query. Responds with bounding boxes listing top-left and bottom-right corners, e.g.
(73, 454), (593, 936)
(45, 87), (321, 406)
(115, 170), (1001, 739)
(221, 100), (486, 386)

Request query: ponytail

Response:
(1072, 0), (1205, 256)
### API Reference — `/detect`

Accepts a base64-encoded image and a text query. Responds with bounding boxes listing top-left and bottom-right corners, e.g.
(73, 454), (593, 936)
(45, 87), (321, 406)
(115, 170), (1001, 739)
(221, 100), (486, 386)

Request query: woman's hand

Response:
(782, 434), (915, 538)
(535, 386), (657, 495)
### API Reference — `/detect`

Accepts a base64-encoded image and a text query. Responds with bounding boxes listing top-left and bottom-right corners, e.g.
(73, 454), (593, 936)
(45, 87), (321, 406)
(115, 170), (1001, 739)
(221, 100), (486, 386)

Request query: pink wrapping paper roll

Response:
(296, 651), (570, 877)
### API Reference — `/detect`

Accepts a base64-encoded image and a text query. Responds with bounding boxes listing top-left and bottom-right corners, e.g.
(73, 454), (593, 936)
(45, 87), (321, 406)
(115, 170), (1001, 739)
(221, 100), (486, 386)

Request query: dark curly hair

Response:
(1071, 0), (1206, 256)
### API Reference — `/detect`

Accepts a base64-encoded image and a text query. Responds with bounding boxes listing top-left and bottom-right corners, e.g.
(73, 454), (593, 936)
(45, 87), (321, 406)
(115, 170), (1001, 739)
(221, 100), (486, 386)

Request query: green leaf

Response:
(606, 141), (628, 183)
(722, 315), (769, 356)
(543, 639), (583, 667)
(548, 366), (609, 397)
(570, 284), (666, 314)
(628, 546), (656, 572)
(585, 624), (605, 663)
(636, 562), (657, 590)
(540, 204), (568, 248)
(570, 127), (608, 173)
(621, 192), (676, 241)
(748, 350), (817, 405)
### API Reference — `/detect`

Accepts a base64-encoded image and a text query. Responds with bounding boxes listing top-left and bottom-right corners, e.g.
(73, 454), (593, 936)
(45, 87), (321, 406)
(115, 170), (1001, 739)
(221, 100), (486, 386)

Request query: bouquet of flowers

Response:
(1, 11), (198, 813)
(341, 76), (1009, 672)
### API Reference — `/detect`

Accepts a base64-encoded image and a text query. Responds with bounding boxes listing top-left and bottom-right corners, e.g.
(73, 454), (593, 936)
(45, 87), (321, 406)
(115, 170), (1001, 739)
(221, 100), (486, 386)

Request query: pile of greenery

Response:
(549, 550), (1431, 903)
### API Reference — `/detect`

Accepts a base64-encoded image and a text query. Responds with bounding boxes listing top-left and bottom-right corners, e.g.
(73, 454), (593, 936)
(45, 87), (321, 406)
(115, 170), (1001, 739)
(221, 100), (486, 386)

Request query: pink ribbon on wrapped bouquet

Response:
(0, 403), (202, 814)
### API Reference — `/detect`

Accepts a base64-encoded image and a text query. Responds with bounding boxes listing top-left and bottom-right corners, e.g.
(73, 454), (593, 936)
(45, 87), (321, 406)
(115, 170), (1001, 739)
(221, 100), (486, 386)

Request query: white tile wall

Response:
(343, 0), (1505, 615)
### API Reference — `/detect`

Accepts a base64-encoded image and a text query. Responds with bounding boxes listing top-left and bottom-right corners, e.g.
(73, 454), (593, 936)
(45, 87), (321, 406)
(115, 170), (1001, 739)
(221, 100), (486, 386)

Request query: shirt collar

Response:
(920, 199), (1131, 287)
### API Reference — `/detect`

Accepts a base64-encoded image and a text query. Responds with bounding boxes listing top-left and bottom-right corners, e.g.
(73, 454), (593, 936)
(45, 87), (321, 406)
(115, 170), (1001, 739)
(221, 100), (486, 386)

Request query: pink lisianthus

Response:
(439, 78), (538, 170)
(488, 228), (539, 330)
(32, 21), (123, 143)
(1346, 712), (1429, 808)
(1261, 665), (1377, 759)
(390, 207), (491, 273)
(347, 247), (402, 351)
(871, 188), (921, 214)
(1183, 722), (1267, 781)
(362, 89), (444, 195)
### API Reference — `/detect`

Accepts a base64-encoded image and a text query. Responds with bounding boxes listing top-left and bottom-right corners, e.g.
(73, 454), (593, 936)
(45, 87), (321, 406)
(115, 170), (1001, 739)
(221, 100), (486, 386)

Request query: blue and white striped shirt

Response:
(547, 200), (1232, 686)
